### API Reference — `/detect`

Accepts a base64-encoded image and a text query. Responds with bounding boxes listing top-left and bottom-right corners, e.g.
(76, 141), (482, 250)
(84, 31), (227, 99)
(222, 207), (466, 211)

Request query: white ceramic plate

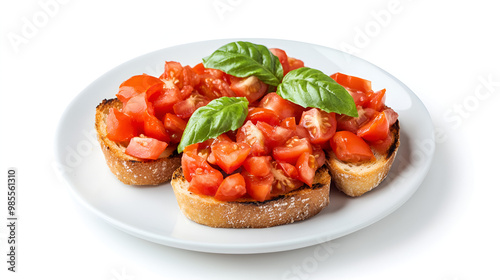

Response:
(54, 39), (434, 254)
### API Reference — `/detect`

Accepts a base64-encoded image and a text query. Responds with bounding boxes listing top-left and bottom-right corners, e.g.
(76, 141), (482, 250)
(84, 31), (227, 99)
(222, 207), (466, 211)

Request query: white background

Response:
(1, 0), (499, 279)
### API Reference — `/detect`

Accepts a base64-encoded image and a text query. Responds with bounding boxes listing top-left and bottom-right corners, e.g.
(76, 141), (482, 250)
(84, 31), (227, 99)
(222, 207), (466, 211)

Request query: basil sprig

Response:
(177, 97), (249, 153)
(277, 67), (358, 117)
(202, 41), (283, 86)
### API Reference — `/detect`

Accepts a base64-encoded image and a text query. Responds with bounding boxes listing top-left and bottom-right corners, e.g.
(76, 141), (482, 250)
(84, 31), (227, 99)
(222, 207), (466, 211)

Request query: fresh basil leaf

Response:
(202, 41), (283, 86)
(277, 67), (358, 117)
(177, 97), (249, 153)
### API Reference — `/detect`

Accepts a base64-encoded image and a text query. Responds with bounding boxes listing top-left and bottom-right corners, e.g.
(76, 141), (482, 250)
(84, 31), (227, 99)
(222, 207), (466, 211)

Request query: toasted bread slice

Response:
(326, 120), (400, 197)
(171, 166), (331, 228)
(95, 98), (181, 185)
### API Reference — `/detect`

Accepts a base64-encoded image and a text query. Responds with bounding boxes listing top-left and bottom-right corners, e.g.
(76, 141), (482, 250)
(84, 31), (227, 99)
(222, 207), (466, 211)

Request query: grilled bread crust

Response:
(171, 166), (331, 228)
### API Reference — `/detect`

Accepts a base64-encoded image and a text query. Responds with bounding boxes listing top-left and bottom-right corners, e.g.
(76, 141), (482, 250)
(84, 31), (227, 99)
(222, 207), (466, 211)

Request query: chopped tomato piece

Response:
(270, 161), (303, 195)
(116, 74), (164, 103)
(151, 87), (182, 119)
(336, 107), (378, 133)
(211, 141), (251, 174)
(369, 133), (394, 154)
(214, 173), (246, 201)
(277, 162), (299, 179)
(242, 171), (273, 202)
(270, 48), (290, 75)
(125, 137), (167, 160)
(383, 107), (399, 126)
(330, 131), (375, 163)
(357, 111), (390, 142)
(312, 144), (326, 167)
(122, 93), (155, 129)
(236, 120), (268, 156)
(143, 111), (170, 142)
(256, 121), (294, 148)
(106, 108), (138, 142)
(159, 61), (185, 89)
(259, 92), (304, 121)
(243, 156), (272, 177)
(365, 89), (386, 111)
(347, 89), (368, 107)
(188, 167), (224, 196)
(288, 57), (304, 71)
(272, 137), (313, 165)
(246, 107), (280, 126)
(299, 108), (337, 144)
(280, 117), (297, 130)
(173, 93), (210, 119)
(230, 76), (268, 103)
(296, 152), (318, 187)
(330, 72), (372, 93)
(163, 113), (187, 143)
(181, 143), (208, 181)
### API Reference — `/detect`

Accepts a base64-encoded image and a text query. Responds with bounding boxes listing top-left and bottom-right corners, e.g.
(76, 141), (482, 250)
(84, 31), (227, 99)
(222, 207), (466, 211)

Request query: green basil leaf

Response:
(202, 41), (283, 86)
(277, 67), (358, 117)
(177, 97), (249, 153)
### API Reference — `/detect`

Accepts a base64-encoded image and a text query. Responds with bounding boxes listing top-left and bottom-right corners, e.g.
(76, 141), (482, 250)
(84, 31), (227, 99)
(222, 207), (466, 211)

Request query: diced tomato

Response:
(288, 57), (304, 71)
(173, 93), (210, 119)
(272, 137), (313, 165)
(188, 167), (224, 196)
(181, 143), (205, 181)
(106, 108), (138, 142)
(296, 152), (318, 187)
(241, 171), (273, 202)
(159, 61), (184, 89)
(236, 120), (268, 156)
(259, 92), (304, 121)
(336, 107), (378, 133)
(270, 48), (290, 75)
(246, 107), (280, 126)
(299, 108), (337, 144)
(195, 66), (235, 100)
(151, 87), (182, 119)
(347, 89), (368, 107)
(243, 156), (272, 177)
(357, 111), (390, 142)
(125, 137), (167, 160)
(270, 161), (303, 195)
(330, 72), (372, 93)
(230, 76), (268, 103)
(365, 89), (386, 111)
(214, 173), (247, 201)
(312, 144), (326, 167)
(211, 141), (251, 174)
(116, 74), (164, 103)
(163, 113), (187, 143)
(256, 121), (293, 148)
(181, 66), (200, 92)
(280, 117), (297, 130)
(383, 107), (399, 126)
(330, 131), (375, 163)
(277, 162), (299, 179)
(369, 133), (394, 154)
(121, 93), (155, 129)
(143, 111), (170, 143)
